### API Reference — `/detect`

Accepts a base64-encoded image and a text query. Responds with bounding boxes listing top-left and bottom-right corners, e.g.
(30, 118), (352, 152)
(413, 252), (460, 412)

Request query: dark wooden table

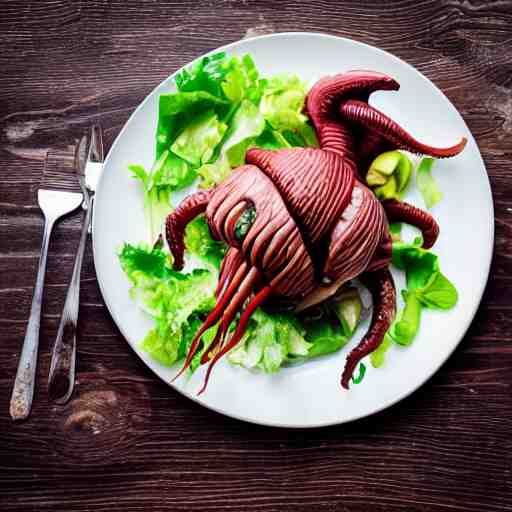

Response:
(1, 1), (511, 511)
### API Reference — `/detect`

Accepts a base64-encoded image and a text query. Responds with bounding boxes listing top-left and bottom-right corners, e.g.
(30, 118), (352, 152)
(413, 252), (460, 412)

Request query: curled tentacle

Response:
(341, 267), (396, 389)
(198, 284), (273, 395)
(165, 189), (213, 270)
(200, 266), (261, 365)
(215, 248), (243, 298)
(382, 199), (440, 249)
(172, 262), (251, 381)
(339, 99), (467, 158)
(306, 71), (400, 130)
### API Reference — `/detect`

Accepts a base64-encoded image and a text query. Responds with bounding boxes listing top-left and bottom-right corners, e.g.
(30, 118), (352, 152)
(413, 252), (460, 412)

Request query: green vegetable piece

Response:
(352, 363), (366, 384)
(262, 343), (286, 373)
(175, 52), (232, 97)
(221, 54), (262, 104)
(156, 90), (229, 159)
(331, 288), (363, 337)
(119, 243), (218, 368)
(171, 110), (227, 167)
(389, 290), (422, 346)
(254, 124), (293, 150)
(374, 175), (398, 200)
(259, 74), (318, 148)
(303, 311), (349, 358)
(228, 309), (311, 372)
(306, 333), (348, 358)
(369, 150), (402, 176)
(234, 206), (257, 242)
(141, 328), (179, 366)
(367, 151), (412, 197)
(416, 157), (443, 209)
(220, 99), (265, 167)
(389, 222), (402, 242)
(370, 334), (393, 368)
(197, 159), (232, 189)
(185, 216), (226, 271)
(395, 153), (413, 192)
(416, 271), (458, 310)
(366, 168), (388, 186)
(392, 242), (439, 289)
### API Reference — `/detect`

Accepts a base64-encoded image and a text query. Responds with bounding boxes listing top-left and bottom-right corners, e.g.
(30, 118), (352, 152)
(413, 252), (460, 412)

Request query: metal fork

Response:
(48, 126), (104, 404)
(10, 152), (84, 421)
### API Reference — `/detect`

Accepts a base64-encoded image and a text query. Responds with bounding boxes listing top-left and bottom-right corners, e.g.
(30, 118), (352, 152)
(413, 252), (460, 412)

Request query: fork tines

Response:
(41, 150), (81, 193)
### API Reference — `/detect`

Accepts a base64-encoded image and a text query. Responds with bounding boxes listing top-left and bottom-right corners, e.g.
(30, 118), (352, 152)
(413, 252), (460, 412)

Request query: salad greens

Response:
(119, 238), (364, 374)
(229, 289), (364, 372)
(129, 51), (317, 240)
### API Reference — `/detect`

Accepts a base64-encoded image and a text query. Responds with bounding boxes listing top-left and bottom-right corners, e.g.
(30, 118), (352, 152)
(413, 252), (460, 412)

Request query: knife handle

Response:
(48, 201), (93, 404)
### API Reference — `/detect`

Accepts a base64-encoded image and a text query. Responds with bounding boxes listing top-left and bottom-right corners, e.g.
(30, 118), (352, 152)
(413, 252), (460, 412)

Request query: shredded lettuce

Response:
(228, 310), (312, 372)
(119, 243), (217, 367)
(184, 216), (226, 270)
(260, 74), (318, 147)
(228, 289), (363, 373)
(171, 110), (227, 167)
(220, 99), (266, 167)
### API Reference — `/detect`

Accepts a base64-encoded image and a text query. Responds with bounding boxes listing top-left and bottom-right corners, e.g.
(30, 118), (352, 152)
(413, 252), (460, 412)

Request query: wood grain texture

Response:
(1, 1), (511, 511)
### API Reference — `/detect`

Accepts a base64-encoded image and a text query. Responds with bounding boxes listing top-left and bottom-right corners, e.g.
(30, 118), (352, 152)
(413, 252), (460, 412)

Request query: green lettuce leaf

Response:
(370, 334), (393, 368)
(157, 91), (229, 159)
(220, 54), (263, 104)
(387, 241), (458, 348)
(184, 216), (226, 271)
(416, 270), (458, 310)
(129, 149), (196, 241)
(416, 157), (443, 209)
(175, 52), (233, 97)
(119, 243), (217, 367)
(228, 310), (312, 373)
(197, 159), (232, 189)
(254, 124), (293, 150)
(260, 74), (318, 147)
(171, 110), (227, 167)
(220, 99), (266, 167)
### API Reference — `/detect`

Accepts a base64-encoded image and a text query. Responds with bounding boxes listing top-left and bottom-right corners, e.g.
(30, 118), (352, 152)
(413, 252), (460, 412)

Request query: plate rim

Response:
(92, 31), (495, 428)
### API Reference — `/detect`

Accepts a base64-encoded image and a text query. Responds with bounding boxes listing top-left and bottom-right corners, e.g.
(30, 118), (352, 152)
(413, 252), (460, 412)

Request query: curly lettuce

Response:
(128, 52), (317, 240)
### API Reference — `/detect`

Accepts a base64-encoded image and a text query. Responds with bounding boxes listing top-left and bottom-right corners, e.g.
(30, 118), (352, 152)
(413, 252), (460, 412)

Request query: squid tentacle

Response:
(339, 99), (467, 158)
(355, 130), (394, 177)
(341, 267), (396, 389)
(198, 285), (273, 395)
(171, 262), (250, 381)
(382, 199), (439, 249)
(165, 189), (213, 270)
(201, 267), (261, 365)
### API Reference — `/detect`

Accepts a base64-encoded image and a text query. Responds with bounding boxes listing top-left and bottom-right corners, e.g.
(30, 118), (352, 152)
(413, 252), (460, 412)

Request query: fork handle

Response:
(10, 217), (55, 420)
(48, 201), (93, 404)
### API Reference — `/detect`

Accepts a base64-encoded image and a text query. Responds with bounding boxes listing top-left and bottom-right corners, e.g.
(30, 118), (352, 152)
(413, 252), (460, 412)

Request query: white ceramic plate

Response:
(93, 32), (494, 428)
